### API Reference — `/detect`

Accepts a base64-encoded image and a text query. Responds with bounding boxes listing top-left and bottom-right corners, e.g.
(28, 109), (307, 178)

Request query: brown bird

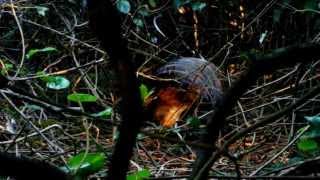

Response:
(143, 57), (223, 128)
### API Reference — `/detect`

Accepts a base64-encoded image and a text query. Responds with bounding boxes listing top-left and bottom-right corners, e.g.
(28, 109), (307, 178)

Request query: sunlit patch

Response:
(178, 7), (187, 14)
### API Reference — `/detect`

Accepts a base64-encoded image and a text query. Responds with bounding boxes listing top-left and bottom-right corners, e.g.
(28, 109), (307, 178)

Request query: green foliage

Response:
(46, 76), (70, 90)
(186, 116), (201, 128)
(1, 63), (13, 75)
(35, 6), (49, 16)
(37, 71), (52, 82)
(116, 0), (131, 14)
(62, 152), (106, 178)
(126, 169), (151, 180)
(297, 116), (320, 155)
(297, 138), (318, 154)
(37, 71), (70, 90)
(305, 116), (320, 128)
(67, 93), (98, 103)
(91, 107), (113, 119)
(191, 2), (207, 11)
(139, 84), (151, 101)
(26, 47), (58, 60)
(173, 0), (206, 11)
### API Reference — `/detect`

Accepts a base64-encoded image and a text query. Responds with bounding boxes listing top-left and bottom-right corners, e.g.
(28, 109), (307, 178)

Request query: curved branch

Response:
(191, 43), (320, 179)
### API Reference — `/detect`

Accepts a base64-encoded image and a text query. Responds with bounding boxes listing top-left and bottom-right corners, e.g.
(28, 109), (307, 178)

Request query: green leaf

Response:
(46, 76), (70, 90)
(186, 116), (201, 128)
(116, 0), (131, 14)
(63, 152), (106, 177)
(302, 129), (320, 139)
(91, 107), (113, 118)
(1, 63), (13, 75)
(305, 116), (320, 128)
(26, 47), (58, 60)
(297, 138), (319, 154)
(126, 169), (151, 180)
(139, 84), (151, 101)
(67, 93), (98, 103)
(37, 71), (50, 82)
(191, 2), (206, 11)
(35, 6), (49, 16)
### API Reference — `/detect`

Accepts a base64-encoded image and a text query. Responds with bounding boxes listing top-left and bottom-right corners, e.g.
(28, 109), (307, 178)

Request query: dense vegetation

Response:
(1, 0), (320, 179)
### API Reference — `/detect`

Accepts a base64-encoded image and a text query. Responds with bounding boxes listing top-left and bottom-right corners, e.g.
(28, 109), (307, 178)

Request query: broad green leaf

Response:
(191, 2), (206, 11)
(305, 116), (320, 127)
(116, 0), (131, 14)
(35, 6), (49, 16)
(91, 107), (113, 118)
(67, 93), (97, 103)
(297, 138), (319, 154)
(63, 152), (106, 177)
(139, 84), (150, 101)
(126, 169), (151, 180)
(186, 116), (201, 128)
(46, 76), (70, 90)
(26, 47), (58, 60)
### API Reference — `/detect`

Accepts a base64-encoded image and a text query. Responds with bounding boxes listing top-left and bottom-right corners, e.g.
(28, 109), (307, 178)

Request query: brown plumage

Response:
(144, 57), (223, 127)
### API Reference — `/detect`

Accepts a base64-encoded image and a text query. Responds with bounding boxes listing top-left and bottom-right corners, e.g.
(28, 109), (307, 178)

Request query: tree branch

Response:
(191, 42), (320, 179)
(0, 152), (70, 180)
(88, 0), (146, 179)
